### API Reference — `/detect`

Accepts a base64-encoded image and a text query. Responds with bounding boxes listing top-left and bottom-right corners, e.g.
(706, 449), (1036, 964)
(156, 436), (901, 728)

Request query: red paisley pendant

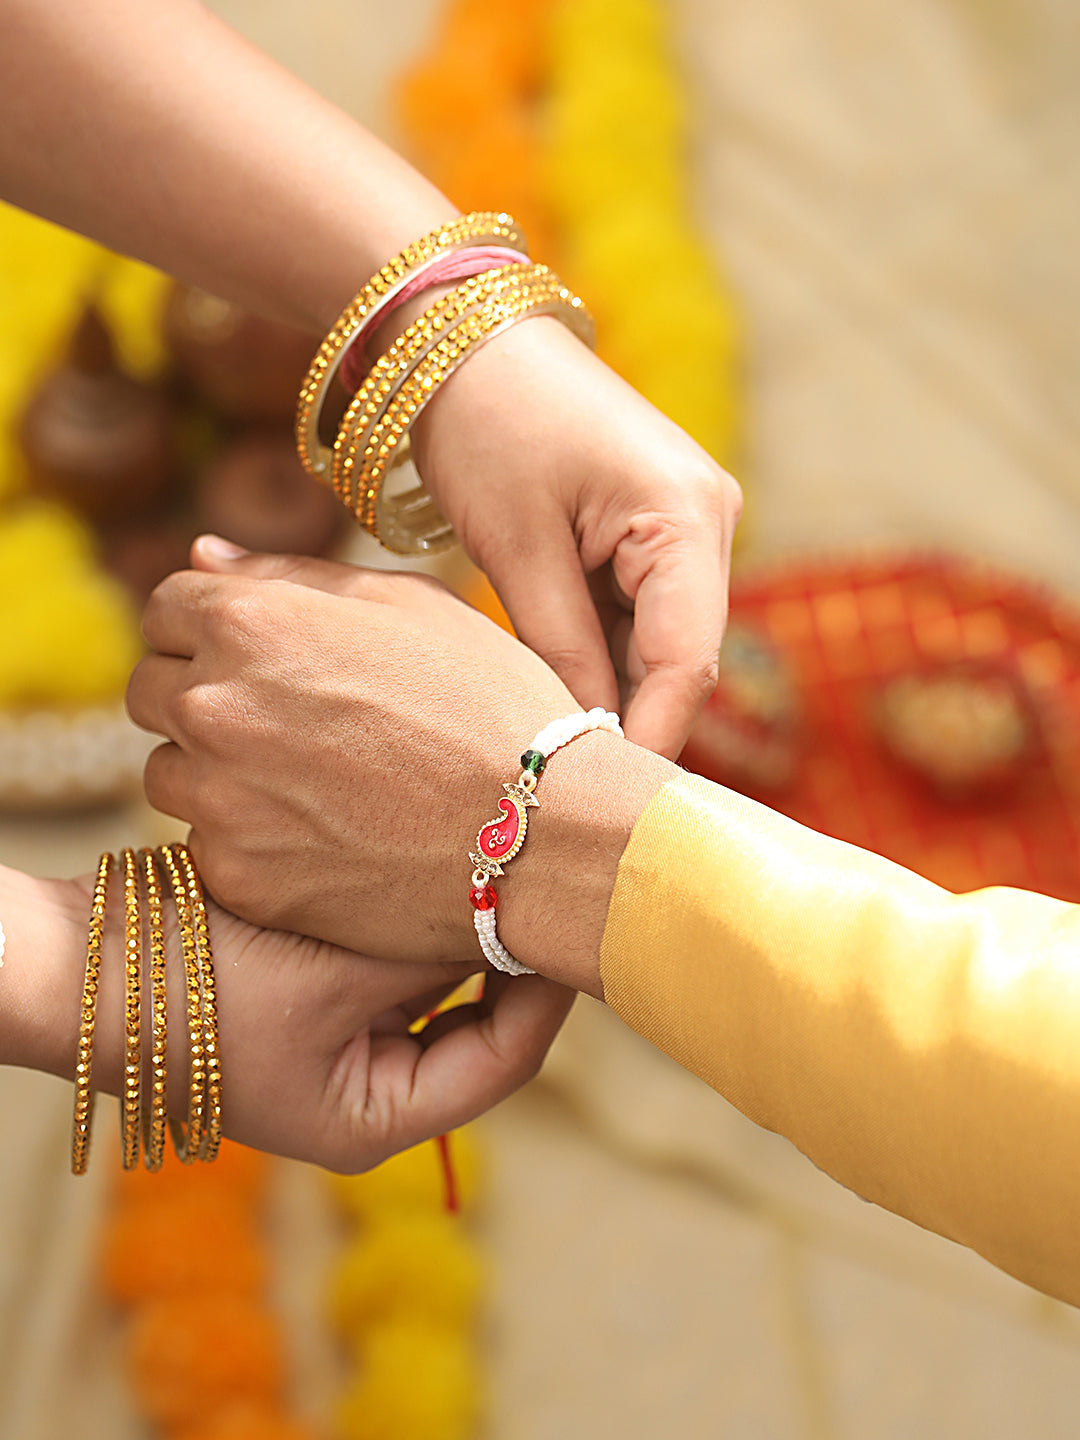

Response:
(478, 797), (522, 860)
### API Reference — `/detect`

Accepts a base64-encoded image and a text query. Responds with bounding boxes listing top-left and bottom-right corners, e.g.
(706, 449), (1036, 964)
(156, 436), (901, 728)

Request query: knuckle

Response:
(722, 469), (744, 523)
(191, 772), (231, 829)
(143, 569), (204, 630)
(538, 643), (593, 686)
(198, 844), (252, 915)
(140, 583), (173, 648)
(212, 585), (270, 644)
(175, 680), (248, 751)
(175, 684), (217, 745)
(143, 570), (185, 619)
(366, 569), (453, 610)
(510, 1045), (546, 1089)
(124, 659), (149, 723)
(142, 746), (176, 814)
(686, 653), (721, 704)
(676, 462), (742, 523)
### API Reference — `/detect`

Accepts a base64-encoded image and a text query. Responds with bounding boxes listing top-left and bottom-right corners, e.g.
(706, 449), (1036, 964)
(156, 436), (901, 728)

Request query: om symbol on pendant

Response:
(472, 783), (539, 874)
(479, 798), (521, 859)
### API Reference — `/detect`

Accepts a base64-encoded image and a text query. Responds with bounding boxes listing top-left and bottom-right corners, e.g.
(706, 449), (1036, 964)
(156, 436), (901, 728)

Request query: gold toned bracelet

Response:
(331, 261), (541, 506)
(159, 843), (206, 1163)
(341, 269), (587, 538)
(140, 848), (168, 1172)
(173, 844), (222, 1161)
(119, 848), (142, 1170)
(295, 211), (526, 483)
(71, 851), (112, 1176)
(339, 272), (594, 549)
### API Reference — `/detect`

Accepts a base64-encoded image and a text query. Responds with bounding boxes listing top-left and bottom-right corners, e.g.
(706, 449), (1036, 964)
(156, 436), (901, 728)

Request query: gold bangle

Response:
(330, 261), (542, 506)
(119, 848), (142, 1170)
(295, 211), (526, 482)
(173, 844), (222, 1162)
(339, 273), (595, 551)
(342, 270), (584, 537)
(160, 843), (206, 1163)
(71, 851), (112, 1176)
(139, 848), (168, 1172)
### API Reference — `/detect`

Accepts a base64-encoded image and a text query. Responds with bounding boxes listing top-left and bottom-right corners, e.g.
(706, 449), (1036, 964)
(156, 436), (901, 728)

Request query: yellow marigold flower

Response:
(327, 1129), (483, 1220)
(0, 501), (143, 706)
(328, 1211), (484, 1335)
(333, 1320), (481, 1440)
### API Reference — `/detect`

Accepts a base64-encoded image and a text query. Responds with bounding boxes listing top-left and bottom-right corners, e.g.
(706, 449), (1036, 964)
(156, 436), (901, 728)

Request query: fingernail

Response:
(197, 534), (249, 560)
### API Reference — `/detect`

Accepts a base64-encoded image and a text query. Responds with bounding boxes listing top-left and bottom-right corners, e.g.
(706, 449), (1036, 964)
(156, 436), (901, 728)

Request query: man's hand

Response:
(126, 548), (673, 992)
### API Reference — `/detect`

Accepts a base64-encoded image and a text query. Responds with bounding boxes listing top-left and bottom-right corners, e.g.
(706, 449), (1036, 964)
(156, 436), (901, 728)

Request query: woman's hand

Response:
(126, 549), (674, 991)
(411, 316), (742, 760)
(5, 867), (571, 1172)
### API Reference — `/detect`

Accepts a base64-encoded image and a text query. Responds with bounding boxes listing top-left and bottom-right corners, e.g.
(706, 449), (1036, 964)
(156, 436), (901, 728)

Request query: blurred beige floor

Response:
(3, 1), (1080, 1437)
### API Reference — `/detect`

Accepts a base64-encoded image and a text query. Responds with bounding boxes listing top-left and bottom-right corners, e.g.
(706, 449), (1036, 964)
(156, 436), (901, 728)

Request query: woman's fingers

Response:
(485, 520), (620, 715)
(613, 515), (730, 759)
(370, 974), (485, 1034)
(340, 974), (574, 1168)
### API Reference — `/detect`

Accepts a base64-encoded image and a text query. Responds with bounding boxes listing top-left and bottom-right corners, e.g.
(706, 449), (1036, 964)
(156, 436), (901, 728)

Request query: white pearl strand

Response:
(472, 707), (623, 976)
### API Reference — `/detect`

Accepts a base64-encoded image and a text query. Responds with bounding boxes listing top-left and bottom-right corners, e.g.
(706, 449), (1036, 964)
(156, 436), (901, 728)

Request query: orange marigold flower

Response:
(128, 1293), (284, 1432)
(172, 1400), (319, 1440)
(100, 1192), (266, 1306)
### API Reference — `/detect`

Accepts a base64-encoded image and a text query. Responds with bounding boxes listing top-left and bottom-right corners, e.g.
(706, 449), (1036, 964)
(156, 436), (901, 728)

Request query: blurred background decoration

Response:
(0, 204), (348, 810)
(4, 0), (1080, 1438)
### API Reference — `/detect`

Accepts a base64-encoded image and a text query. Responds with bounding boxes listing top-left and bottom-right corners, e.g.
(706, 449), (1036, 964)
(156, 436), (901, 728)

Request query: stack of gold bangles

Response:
(295, 211), (595, 556)
(71, 843), (222, 1175)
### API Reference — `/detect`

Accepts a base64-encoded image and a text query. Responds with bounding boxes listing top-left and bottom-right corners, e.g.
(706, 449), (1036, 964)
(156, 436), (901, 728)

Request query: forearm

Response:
(0, 0), (452, 332)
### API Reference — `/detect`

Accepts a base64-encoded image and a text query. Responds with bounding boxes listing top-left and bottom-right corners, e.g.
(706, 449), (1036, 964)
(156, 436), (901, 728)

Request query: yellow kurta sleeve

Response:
(600, 771), (1080, 1306)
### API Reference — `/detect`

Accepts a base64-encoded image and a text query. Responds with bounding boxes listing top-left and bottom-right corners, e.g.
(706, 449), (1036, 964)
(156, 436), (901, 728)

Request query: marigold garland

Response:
(325, 1129), (487, 1440)
(394, 0), (558, 263)
(544, 0), (741, 470)
(99, 1127), (488, 1439)
(0, 203), (161, 706)
(398, 0), (744, 628)
(101, 1141), (318, 1438)
(396, 0), (740, 473)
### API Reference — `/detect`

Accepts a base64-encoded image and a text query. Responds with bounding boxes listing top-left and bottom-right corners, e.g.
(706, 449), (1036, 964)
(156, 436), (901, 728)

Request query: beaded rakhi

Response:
(468, 708), (622, 975)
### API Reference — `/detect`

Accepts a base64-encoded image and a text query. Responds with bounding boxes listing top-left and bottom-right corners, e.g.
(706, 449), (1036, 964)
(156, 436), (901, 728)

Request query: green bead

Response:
(521, 749), (546, 776)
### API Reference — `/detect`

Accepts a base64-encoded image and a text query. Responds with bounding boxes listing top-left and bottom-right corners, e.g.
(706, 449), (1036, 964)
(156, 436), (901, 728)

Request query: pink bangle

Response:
(339, 245), (530, 392)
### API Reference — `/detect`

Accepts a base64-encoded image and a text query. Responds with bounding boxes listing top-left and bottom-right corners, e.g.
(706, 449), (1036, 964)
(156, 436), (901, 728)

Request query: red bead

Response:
(469, 885), (498, 911)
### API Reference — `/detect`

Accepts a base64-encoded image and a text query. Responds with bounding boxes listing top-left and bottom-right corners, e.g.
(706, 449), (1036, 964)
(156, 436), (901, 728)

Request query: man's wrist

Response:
(495, 732), (674, 998)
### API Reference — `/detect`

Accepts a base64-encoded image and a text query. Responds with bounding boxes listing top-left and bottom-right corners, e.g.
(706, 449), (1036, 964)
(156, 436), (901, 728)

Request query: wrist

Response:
(493, 732), (674, 998)
(0, 870), (89, 1077)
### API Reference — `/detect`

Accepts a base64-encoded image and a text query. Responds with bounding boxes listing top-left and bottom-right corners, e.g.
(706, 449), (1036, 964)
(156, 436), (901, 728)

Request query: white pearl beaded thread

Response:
(472, 708), (623, 976)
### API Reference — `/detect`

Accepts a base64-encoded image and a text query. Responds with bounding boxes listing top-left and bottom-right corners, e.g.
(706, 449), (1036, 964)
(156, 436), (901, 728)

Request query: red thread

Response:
(436, 1132), (459, 1214)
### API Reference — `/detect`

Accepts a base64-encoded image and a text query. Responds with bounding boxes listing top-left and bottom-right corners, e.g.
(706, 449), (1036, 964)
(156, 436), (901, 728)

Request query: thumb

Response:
(190, 535), (365, 597)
